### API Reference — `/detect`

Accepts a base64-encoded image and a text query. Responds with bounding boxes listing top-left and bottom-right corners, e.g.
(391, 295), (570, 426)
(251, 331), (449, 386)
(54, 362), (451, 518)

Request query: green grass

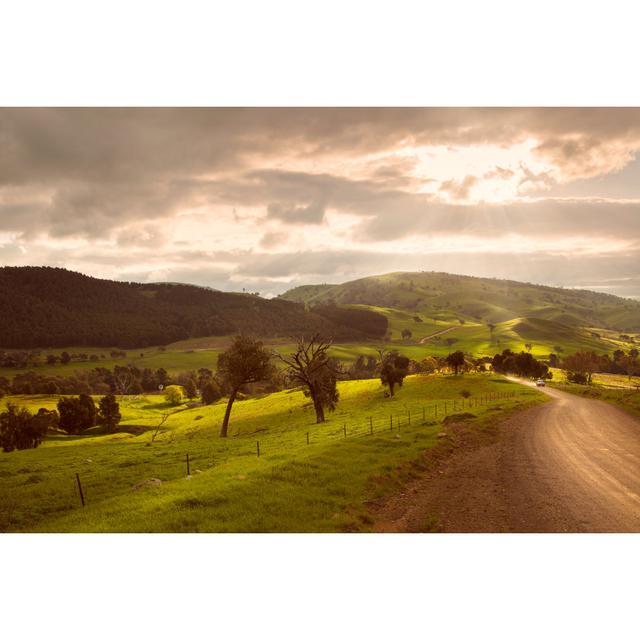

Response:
(281, 270), (640, 332)
(0, 374), (543, 532)
(549, 381), (640, 420)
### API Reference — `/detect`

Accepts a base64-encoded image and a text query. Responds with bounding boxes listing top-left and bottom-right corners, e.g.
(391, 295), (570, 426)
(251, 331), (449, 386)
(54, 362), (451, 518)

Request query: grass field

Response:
(0, 374), (543, 532)
(2, 317), (629, 385)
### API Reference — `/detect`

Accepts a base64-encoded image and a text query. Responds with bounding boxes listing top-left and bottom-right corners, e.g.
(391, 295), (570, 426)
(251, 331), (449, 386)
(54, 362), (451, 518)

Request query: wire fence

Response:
(71, 389), (526, 508)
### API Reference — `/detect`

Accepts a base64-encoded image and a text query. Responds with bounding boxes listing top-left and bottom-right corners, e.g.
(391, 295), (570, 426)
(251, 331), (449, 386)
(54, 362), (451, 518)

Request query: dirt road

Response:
(372, 383), (640, 532)
(418, 326), (457, 344)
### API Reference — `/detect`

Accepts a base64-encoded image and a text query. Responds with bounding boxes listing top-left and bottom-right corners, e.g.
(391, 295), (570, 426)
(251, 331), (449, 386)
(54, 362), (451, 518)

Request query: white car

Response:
(535, 379), (546, 387)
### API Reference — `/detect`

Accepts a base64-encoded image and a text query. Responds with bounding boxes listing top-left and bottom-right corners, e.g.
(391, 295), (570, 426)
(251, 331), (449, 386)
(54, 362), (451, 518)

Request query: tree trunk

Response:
(220, 388), (237, 438)
(312, 393), (325, 423)
(389, 382), (395, 397)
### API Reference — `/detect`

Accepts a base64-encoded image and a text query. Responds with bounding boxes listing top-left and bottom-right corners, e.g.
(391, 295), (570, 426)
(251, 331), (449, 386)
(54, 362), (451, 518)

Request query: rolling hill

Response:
(0, 267), (387, 348)
(281, 271), (640, 333)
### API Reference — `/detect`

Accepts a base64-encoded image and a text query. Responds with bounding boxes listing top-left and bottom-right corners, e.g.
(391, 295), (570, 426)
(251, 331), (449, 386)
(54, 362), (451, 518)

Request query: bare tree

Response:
(276, 334), (339, 423)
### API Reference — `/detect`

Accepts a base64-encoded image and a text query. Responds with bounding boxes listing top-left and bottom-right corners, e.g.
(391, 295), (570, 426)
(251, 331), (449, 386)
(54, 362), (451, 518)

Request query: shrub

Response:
(567, 371), (588, 384)
(164, 385), (185, 406)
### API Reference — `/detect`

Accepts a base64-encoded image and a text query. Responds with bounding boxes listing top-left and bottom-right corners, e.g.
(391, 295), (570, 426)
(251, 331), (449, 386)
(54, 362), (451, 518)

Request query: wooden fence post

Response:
(256, 441), (260, 457)
(75, 473), (85, 508)
(343, 424), (347, 438)
(186, 453), (190, 476)
(306, 432), (309, 445)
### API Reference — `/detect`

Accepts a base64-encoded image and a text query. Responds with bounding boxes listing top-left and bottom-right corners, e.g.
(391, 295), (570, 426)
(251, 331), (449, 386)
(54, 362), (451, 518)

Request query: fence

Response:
(72, 389), (525, 508)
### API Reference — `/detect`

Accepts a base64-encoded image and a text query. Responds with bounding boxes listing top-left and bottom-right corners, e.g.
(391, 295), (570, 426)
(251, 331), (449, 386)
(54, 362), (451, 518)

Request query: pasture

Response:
(0, 374), (543, 532)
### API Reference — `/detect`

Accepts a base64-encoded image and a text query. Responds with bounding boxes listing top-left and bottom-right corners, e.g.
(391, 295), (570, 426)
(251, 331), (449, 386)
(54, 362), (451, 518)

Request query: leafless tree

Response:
(276, 334), (339, 423)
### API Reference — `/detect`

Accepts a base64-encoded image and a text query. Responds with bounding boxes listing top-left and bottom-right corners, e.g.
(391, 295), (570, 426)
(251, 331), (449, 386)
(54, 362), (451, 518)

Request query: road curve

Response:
(373, 383), (640, 532)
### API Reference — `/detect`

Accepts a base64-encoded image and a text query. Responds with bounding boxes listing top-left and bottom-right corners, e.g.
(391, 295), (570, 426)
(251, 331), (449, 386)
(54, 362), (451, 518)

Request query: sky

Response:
(1, 107), (640, 298)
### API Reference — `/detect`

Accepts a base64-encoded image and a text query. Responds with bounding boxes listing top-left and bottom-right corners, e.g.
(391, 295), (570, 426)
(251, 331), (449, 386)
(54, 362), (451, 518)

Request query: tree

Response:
(401, 328), (412, 340)
(561, 351), (604, 384)
(201, 379), (222, 405)
(164, 385), (185, 406)
(492, 349), (549, 379)
(98, 394), (121, 432)
(60, 351), (71, 365)
(524, 343), (532, 352)
(379, 350), (410, 397)
(183, 377), (198, 400)
(46, 354), (58, 365)
(0, 404), (56, 452)
(57, 395), (96, 434)
(218, 335), (273, 437)
(277, 334), (339, 423)
(446, 351), (466, 375)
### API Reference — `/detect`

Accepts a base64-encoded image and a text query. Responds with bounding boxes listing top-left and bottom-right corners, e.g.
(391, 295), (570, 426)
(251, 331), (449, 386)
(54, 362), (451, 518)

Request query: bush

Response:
(164, 385), (185, 406)
(460, 389), (471, 398)
(567, 371), (588, 384)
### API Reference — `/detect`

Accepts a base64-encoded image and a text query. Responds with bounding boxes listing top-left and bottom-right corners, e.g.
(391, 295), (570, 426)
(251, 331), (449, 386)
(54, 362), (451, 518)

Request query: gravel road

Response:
(372, 383), (640, 532)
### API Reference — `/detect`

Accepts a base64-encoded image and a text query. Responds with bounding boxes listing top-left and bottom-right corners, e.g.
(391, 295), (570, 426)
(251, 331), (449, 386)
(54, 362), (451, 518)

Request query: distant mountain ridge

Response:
(280, 271), (640, 332)
(0, 267), (387, 348)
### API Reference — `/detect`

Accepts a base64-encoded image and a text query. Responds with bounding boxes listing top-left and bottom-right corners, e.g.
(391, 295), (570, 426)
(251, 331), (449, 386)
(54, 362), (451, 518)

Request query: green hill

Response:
(281, 271), (640, 333)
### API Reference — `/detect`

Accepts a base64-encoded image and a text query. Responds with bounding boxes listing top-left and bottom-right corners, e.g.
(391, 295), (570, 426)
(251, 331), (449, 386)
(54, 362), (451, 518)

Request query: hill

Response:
(281, 271), (640, 332)
(0, 267), (387, 348)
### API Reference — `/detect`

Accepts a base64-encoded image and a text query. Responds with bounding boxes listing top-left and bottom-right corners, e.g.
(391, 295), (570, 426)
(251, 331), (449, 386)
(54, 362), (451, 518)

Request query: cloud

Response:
(439, 175), (478, 201)
(2, 108), (640, 298)
(267, 199), (327, 224)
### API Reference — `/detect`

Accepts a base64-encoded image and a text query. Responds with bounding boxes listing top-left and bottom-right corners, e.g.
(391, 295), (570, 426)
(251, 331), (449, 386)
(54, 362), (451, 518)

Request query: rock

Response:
(437, 432), (448, 438)
(132, 478), (162, 491)
(237, 474), (246, 480)
(394, 434), (401, 439)
(194, 469), (202, 474)
(84, 459), (92, 463)
(194, 415), (203, 421)
(185, 475), (192, 480)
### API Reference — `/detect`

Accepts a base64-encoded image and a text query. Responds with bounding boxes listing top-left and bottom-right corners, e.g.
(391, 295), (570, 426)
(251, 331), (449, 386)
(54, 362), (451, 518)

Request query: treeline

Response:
(559, 348), (639, 384)
(492, 349), (550, 379)
(1, 393), (123, 452)
(0, 267), (387, 348)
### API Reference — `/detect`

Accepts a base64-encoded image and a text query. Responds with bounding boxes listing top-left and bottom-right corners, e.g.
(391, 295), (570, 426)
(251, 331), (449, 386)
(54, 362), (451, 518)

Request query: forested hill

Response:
(0, 267), (387, 348)
(281, 271), (640, 332)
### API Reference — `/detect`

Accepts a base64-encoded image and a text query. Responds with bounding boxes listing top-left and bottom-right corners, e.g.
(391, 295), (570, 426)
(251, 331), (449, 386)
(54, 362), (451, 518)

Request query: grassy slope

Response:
(281, 271), (640, 331)
(0, 375), (543, 532)
(548, 368), (640, 419)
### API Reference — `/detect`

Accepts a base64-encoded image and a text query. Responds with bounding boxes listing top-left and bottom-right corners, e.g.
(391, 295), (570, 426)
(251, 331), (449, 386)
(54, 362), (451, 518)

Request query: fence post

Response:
(422, 406), (425, 421)
(306, 432), (309, 445)
(435, 404), (438, 418)
(408, 410), (411, 425)
(186, 453), (190, 476)
(256, 441), (260, 457)
(390, 414), (393, 430)
(369, 416), (373, 432)
(75, 473), (85, 508)
(343, 424), (347, 438)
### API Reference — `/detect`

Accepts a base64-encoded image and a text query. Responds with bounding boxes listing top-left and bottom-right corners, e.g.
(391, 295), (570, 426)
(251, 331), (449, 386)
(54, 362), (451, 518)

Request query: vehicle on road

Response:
(535, 379), (546, 387)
